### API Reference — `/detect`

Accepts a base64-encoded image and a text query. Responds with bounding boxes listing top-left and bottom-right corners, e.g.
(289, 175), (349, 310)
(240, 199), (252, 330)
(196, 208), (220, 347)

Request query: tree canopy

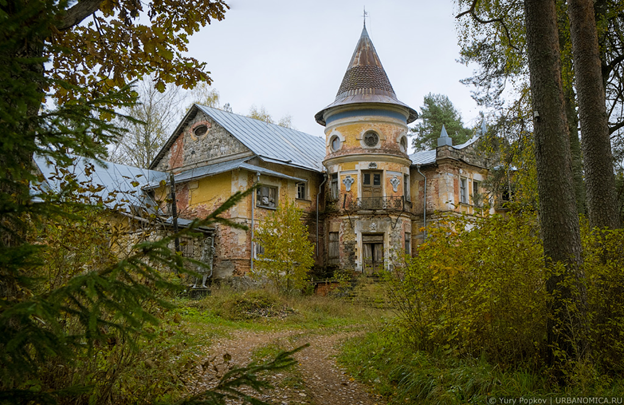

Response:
(46, 0), (228, 102)
(411, 93), (472, 151)
(248, 105), (294, 129)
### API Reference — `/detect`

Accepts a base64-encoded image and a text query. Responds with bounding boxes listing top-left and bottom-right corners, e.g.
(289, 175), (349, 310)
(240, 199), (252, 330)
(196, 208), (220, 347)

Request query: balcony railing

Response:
(346, 196), (405, 211)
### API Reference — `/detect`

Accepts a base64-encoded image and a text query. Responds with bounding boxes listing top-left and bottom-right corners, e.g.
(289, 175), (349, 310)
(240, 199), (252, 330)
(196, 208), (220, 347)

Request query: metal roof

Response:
(315, 25), (418, 126)
(409, 135), (482, 166)
(454, 135), (480, 150)
(410, 150), (437, 166)
(145, 157), (307, 188)
(34, 154), (167, 212)
(196, 105), (326, 173)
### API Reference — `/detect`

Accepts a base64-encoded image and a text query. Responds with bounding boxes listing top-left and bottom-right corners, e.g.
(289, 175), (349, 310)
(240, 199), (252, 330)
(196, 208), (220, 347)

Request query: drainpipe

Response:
(316, 173), (328, 257)
(416, 165), (427, 240)
(169, 173), (181, 254)
(250, 172), (260, 271)
(208, 234), (214, 279)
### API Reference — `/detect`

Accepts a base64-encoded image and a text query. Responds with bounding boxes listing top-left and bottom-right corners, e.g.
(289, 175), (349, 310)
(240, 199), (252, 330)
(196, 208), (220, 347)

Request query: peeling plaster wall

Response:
(154, 110), (252, 173)
(408, 144), (493, 244)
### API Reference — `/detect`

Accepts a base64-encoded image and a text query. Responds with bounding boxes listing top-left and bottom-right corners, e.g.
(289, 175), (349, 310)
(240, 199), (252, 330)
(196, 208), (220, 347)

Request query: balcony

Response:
(346, 196), (406, 211)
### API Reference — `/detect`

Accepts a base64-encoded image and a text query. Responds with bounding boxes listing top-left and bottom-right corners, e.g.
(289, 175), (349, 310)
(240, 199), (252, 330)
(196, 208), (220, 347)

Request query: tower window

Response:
(404, 174), (410, 201)
(363, 131), (379, 147)
(400, 137), (408, 152)
(330, 135), (341, 151)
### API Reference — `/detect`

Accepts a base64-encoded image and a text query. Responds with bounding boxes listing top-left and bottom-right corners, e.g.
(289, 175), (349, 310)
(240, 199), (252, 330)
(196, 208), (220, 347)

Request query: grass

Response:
(338, 323), (624, 405)
(173, 283), (391, 337)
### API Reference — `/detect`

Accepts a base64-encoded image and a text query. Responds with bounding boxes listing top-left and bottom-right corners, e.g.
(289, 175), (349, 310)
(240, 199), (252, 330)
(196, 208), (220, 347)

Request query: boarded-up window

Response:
(181, 237), (194, 258)
(257, 185), (277, 209)
(328, 232), (339, 262)
(405, 232), (411, 255)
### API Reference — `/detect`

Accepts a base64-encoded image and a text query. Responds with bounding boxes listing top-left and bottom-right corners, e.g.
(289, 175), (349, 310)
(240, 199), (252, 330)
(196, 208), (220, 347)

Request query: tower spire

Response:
(314, 24), (418, 126)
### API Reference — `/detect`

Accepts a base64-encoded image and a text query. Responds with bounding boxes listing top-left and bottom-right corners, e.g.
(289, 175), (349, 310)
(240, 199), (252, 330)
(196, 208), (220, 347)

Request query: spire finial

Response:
(363, 6), (368, 28)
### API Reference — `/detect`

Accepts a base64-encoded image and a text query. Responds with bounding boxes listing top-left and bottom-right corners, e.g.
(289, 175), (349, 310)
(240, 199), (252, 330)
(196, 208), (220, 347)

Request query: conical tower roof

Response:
(315, 25), (418, 126)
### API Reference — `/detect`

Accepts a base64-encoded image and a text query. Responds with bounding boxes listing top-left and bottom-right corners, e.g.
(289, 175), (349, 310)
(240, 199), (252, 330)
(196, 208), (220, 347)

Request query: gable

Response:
(151, 108), (253, 172)
(196, 106), (325, 172)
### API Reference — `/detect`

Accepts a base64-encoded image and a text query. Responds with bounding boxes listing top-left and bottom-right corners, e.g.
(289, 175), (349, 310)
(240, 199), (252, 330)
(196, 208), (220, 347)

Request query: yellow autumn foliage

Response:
(390, 212), (624, 374)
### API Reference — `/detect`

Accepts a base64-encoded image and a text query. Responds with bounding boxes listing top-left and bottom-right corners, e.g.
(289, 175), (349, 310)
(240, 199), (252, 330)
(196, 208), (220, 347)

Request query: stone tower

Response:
(315, 24), (418, 273)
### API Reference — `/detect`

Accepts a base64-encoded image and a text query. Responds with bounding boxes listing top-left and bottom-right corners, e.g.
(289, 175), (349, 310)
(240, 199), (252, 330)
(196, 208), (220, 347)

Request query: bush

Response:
(390, 212), (546, 367)
(583, 225), (624, 374)
(213, 289), (292, 321)
(252, 201), (315, 292)
(389, 211), (624, 376)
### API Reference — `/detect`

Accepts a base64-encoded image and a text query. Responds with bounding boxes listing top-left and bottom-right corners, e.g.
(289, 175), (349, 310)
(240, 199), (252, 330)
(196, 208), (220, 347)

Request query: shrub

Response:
(252, 201), (315, 292)
(582, 225), (624, 374)
(389, 211), (624, 377)
(390, 212), (546, 367)
(213, 289), (292, 321)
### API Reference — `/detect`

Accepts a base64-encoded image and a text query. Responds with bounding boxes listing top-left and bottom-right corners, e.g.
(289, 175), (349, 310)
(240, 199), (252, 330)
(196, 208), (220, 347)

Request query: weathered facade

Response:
(143, 24), (494, 278)
(37, 25), (495, 281)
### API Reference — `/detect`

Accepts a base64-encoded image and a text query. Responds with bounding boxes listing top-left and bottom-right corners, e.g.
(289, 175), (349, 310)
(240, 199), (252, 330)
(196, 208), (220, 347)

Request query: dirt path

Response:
(194, 329), (384, 405)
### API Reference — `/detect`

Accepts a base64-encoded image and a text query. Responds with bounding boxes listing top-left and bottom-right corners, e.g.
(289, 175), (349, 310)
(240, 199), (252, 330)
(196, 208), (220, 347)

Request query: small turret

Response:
(437, 125), (453, 147)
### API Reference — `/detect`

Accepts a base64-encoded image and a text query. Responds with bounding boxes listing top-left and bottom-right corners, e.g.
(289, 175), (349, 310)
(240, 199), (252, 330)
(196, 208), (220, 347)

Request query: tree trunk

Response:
(564, 86), (586, 216)
(568, 0), (621, 229)
(524, 0), (586, 372)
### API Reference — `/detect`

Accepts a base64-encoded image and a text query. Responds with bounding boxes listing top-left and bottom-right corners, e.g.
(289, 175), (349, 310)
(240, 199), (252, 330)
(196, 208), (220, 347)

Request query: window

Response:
(363, 131), (379, 147)
(254, 242), (265, 258)
(181, 237), (194, 258)
(330, 173), (339, 200)
(193, 124), (208, 137)
(362, 170), (382, 209)
(405, 232), (411, 255)
(330, 135), (341, 151)
(328, 232), (339, 263)
(296, 182), (306, 200)
(472, 181), (481, 206)
(256, 185), (277, 209)
(400, 137), (408, 152)
(404, 174), (410, 201)
(460, 178), (468, 204)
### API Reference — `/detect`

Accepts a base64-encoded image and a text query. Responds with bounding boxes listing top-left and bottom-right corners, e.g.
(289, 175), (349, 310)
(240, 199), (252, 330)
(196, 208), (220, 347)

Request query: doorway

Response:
(362, 170), (382, 209)
(362, 233), (384, 275)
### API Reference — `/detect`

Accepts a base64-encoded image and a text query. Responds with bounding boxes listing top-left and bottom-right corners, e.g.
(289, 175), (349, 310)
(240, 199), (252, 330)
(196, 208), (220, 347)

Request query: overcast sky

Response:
(185, 0), (480, 140)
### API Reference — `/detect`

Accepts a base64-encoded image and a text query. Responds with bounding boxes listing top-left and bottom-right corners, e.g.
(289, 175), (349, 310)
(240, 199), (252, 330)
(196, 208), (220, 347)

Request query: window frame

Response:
(254, 242), (265, 258)
(400, 136), (408, 153)
(330, 135), (341, 152)
(296, 182), (306, 200)
(328, 231), (339, 262)
(330, 173), (339, 201)
(404, 232), (411, 255)
(256, 185), (278, 209)
(472, 180), (481, 206)
(404, 174), (410, 201)
(363, 130), (380, 148)
(460, 178), (468, 204)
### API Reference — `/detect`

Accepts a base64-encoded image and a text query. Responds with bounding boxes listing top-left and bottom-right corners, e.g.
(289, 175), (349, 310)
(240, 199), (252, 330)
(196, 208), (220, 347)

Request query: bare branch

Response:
(58, 0), (105, 31)
(609, 120), (624, 135)
(456, 0), (520, 52)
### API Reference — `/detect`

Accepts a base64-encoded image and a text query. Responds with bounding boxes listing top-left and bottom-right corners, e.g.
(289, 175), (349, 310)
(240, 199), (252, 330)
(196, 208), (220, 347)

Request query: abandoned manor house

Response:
(36, 25), (494, 280)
